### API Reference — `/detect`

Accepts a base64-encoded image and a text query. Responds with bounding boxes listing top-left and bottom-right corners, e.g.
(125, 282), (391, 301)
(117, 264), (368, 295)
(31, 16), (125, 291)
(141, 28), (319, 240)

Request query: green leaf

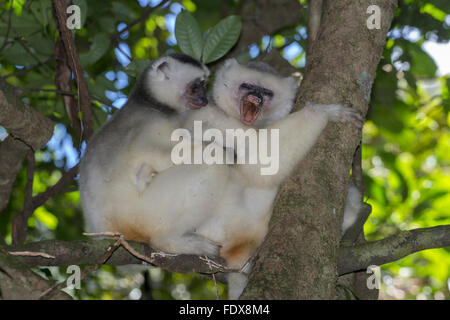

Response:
(99, 17), (116, 33)
(407, 43), (437, 78)
(30, 0), (51, 27)
(175, 11), (203, 61)
(79, 33), (110, 66)
(88, 81), (108, 102)
(96, 75), (117, 91)
(124, 59), (151, 78)
(202, 15), (241, 64)
(2, 42), (34, 66)
(34, 207), (58, 230)
(9, 0), (25, 16)
(93, 105), (109, 131)
(0, 11), (41, 37)
(27, 34), (54, 57)
(421, 3), (446, 22)
(111, 2), (135, 22)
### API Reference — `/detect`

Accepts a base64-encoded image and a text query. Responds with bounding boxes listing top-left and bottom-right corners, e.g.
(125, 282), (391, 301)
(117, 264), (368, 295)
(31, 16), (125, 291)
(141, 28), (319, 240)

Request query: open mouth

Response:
(186, 96), (208, 109)
(240, 93), (262, 125)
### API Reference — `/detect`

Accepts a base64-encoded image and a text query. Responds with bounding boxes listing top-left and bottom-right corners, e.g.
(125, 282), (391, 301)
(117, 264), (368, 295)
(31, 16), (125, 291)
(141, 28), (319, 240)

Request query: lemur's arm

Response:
(237, 102), (363, 187)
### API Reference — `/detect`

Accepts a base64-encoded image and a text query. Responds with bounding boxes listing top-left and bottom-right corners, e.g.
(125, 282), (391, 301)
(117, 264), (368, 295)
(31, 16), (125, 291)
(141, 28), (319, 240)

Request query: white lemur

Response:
(79, 53), (211, 239)
(178, 59), (364, 298)
(81, 57), (364, 299)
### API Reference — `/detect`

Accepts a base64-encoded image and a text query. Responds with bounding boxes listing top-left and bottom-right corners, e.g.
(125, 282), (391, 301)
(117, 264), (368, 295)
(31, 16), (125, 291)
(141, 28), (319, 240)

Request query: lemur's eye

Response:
(262, 88), (274, 98)
(239, 83), (273, 98)
(239, 83), (252, 90)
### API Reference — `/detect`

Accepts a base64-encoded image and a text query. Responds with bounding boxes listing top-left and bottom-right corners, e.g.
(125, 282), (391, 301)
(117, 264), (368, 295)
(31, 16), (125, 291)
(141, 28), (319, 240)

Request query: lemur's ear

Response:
(151, 57), (171, 81)
(283, 77), (299, 101)
(223, 58), (238, 69)
(284, 76), (298, 89)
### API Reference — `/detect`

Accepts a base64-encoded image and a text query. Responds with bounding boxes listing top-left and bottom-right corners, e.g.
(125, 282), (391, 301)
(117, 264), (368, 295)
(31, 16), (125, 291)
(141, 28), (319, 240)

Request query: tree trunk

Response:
(241, 0), (398, 299)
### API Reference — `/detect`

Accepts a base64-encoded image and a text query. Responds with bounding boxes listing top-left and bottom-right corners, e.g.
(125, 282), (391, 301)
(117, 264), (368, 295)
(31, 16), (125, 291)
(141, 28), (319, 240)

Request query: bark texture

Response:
(6, 239), (229, 275)
(0, 80), (54, 151)
(241, 0), (398, 299)
(339, 225), (450, 275)
(0, 80), (54, 212)
(0, 247), (70, 299)
(229, 0), (302, 57)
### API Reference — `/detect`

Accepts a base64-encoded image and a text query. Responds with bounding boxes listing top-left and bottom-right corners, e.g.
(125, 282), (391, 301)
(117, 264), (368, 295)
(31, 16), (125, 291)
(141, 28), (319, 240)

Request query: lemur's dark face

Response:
(238, 82), (274, 125)
(184, 78), (208, 109)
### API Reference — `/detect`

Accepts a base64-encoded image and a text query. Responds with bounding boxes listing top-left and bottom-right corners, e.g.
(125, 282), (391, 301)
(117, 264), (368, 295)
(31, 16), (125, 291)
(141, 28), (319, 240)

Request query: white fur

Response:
(80, 55), (209, 233)
(148, 57), (209, 112)
(213, 59), (297, 127)
(81, 58), (363, 300)
(341, 183), (362, 235)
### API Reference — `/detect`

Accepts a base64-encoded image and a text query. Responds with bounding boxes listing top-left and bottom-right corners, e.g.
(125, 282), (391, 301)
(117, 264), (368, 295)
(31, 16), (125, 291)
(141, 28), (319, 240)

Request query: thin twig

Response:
(16, 39), (54, 73)
(52, 0), (94, 140)
(38, 237), (122, 299)
(83, 231), (123, 238)
(32, 164), (79, 210)
(3, 57), (55, 79)
(110, 0), (171, 62)
(8, 251), (55, 259)
(17, 87), (113, 109)
(84, 232), (238, 274)
(204, 255), (220, 300)
(114, 42), (132, 62)
(84, 232), (156, 265)
(18, 88), (75, 96)
(111, 0), (170, 41)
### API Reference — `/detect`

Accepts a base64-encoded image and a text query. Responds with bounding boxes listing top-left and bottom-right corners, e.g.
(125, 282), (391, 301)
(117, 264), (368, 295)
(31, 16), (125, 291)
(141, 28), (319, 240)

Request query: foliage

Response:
(175, 11), (241, 63)
(0, 0), (449, 300)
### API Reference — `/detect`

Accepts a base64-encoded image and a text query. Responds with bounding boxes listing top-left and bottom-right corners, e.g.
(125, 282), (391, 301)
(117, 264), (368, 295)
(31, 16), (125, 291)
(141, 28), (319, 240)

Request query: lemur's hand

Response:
(306, 101), (364, 129)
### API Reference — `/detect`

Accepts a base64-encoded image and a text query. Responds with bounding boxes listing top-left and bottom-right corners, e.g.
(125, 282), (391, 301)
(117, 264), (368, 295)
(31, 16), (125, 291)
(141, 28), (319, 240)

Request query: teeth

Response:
(241, 103), (257, 124)
(247, 95), (261, 105)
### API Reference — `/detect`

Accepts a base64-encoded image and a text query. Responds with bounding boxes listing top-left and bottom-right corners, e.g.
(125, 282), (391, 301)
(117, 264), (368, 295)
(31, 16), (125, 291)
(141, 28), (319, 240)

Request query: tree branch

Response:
(340, 202), (372, 246)
(0, 79), (54, 212)
(338, 225), (450, 275)
(31, 164), (79, 210)
(0, 247), (70, 300)
(0, 79), (54, 151)
(55, 38), (82, 139)
(242, 0), (398, 300)
(52, 0), (94, 140)
(229, 0), (303, 58)
(0, 136), (29, 212)
(306, 0), (323, 59)
(6, 239), (230, 276)
(8, 224), (448, 288)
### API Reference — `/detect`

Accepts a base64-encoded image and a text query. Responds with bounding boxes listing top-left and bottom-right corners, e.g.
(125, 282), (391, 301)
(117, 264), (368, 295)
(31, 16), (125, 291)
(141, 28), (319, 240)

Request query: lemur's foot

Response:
(183, 233), (222, 257)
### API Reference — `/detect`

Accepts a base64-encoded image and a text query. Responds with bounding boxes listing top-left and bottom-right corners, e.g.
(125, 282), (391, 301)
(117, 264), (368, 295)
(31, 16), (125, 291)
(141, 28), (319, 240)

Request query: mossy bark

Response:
(241, 0), (397, 299)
